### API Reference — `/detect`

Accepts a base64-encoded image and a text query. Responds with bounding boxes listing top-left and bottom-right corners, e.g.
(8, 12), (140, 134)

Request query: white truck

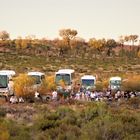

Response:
(109, 76), (121, 90)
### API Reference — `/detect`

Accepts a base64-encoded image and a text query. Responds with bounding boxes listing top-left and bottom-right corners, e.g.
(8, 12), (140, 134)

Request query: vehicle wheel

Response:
(46, 95), (52, 101)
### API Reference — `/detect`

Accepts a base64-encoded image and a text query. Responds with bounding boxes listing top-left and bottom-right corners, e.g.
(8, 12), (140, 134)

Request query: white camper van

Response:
(27, 71), (45, 85)
(55, 69), (75, 91)
(0, 70), (16, 96)
(27, 71), (52, 101)
(81, 75), (96, 90)
(55, 69), (74, 85)
(109, 77), (121, 90)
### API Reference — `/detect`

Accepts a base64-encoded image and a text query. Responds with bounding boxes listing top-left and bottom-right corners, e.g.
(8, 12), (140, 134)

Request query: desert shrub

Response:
(106, 121), (125, 140)
(10, 130), (31, 140)
(0, 123), (9, 140)
(38, 76), (56, 95)
(79, 102), (107, 123)
(1, 119), (30, 140)
(7, 120), (32, 139)
(127, 97), (140, 109)
(14, 74), (35, 98)
(95, 81), (103, 91)
(115, 110), (140, 132)
(122, 75), (140, 91)
(137, 51), (140, 58)
(102, 79), (109, 89)
(0, 108), (6, 117)
(59, 124), (81, 139)
(33, 112), (60, 132)
(37, 77), (48, 95)
(56, 106), (74, 119)
(34, 106), (79, 135)
(81, 113), (129, 140)
(0, 98), (6, 105)
(0, 119), (11, 140)
(37, 119), (59, 131)
(80, 107), (98, 122)
(0, 101), (140, 140)
(123, 134), (140, 140)
(96, 102), (108, 116)
(43, 124), (81, 140)
(47, 76), (57, 91)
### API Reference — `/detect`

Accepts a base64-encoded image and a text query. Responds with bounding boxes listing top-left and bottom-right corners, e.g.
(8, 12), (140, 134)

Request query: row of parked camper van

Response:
(55, 69), (121, 91)
(0, 69), (122, 97)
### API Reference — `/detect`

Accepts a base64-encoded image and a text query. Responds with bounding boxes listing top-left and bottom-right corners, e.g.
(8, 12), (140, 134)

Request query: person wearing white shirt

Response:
(52, 90), (57, 100)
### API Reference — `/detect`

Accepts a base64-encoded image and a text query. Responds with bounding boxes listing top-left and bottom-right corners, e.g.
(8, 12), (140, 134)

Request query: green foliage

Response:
(0, 101), (140, 140)
(0, 108), (6, 117)
(127, 97), (140, 109)
(0, 30), (140, 140)
(0, 119), (31, 140)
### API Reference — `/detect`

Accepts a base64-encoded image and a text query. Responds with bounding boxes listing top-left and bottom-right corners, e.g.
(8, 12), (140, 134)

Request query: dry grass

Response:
(122, 75), (140, 91)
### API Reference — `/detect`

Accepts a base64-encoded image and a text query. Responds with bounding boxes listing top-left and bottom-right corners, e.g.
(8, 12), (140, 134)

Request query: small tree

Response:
(106, 39), (117, 56)
(88, 38), (106, 58)
(0, 30), (10, 41)
(129, 35), (138, 46)
(70, 37), (85, 57)
(59, 28), (78, 49)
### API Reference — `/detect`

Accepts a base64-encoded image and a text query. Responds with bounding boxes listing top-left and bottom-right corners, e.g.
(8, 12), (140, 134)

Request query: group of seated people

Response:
(9, 96), (24, 104)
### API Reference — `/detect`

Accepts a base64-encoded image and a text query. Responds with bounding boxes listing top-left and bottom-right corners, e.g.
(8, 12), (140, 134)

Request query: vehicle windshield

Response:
(30, 75), (42, 84)
(110, 80), (121, 85)
(82, 79), (94, 87)
(0, 75), (8, 88)
(56, 74), (71, 85)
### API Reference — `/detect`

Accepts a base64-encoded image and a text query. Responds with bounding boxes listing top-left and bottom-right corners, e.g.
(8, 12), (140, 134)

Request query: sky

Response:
(0, 0), (140, 40)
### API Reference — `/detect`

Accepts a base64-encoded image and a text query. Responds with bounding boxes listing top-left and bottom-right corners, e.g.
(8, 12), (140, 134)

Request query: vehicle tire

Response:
(46, 95), (52, 101)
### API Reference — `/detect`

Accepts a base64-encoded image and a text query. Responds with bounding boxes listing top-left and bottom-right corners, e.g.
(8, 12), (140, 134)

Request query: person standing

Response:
(52, 90), (58, 101)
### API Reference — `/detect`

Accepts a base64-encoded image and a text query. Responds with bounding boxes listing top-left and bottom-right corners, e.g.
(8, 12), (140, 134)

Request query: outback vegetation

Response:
(0, 100), (140, 140)
(0, 29), (139, 74)
(0, 29), (140, 140)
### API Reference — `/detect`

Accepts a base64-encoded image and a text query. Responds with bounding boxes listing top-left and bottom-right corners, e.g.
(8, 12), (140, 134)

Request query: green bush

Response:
(0, 108), (6, 117)
(127, 97), (140, 109)
(0, 101), (140, 140)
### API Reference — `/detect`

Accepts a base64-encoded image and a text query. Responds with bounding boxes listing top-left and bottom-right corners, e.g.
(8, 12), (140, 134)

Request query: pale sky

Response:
(0, 0), (140, 40)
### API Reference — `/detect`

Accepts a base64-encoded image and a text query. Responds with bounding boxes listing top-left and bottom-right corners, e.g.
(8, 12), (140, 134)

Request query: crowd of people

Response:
(8, 87), (140, 104)
(71, 89), (139, 102)
(51, 85), (140, 102)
